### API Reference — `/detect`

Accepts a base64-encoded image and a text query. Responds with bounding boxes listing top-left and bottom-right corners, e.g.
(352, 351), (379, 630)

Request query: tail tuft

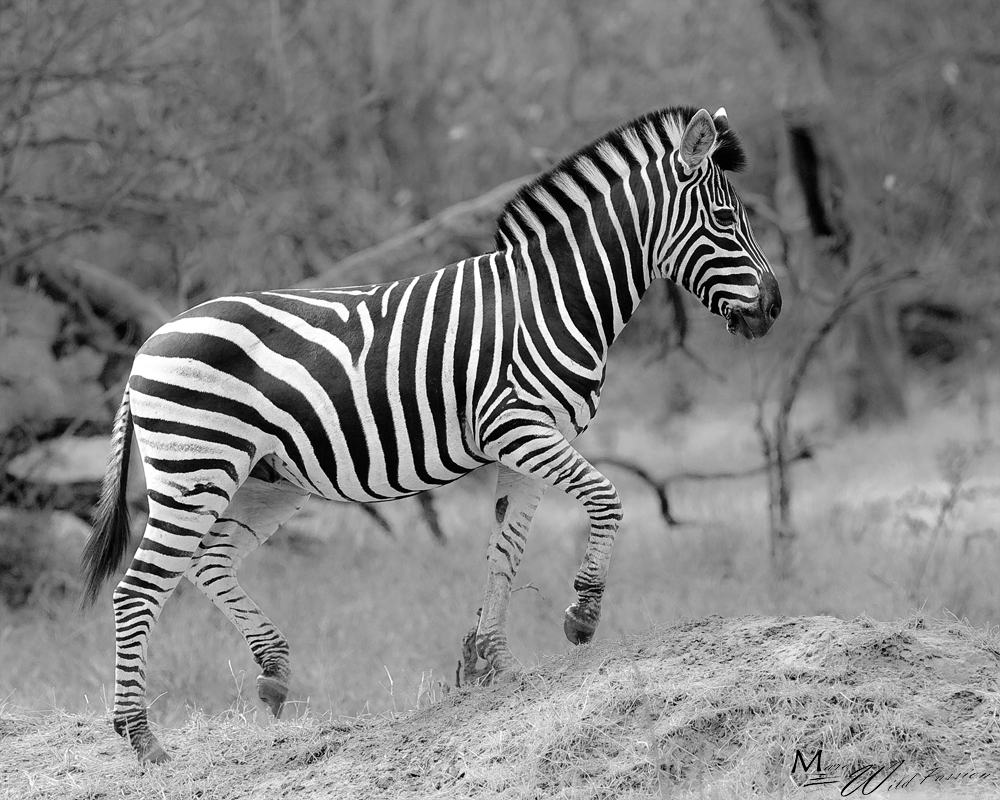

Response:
(81, 389), (134, 608)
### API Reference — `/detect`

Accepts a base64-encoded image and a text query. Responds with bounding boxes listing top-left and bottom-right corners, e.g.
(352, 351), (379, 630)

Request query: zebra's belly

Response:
(258, 451), (485, 503)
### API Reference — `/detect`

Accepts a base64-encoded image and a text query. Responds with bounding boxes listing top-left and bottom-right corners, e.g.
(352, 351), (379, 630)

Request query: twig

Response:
(775, 267), (916, 451)
(511, 582), (545, 600)
(740, 190), (794, 234)
(416, 492), (447, 544)
(910, 445), (975, 597)
(0, 224), (100, 271)
(675, 345), (728, 383)
(358, 504), (393, 536)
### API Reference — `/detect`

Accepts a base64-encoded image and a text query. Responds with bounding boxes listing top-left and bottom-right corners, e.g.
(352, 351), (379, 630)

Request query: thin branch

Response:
(776, 266), (916, 435)
(0, 223), (99, 271)
(593, 457), (678, 526)
(675, 344), (728, 383)
(740, 190), (795, 234)
(592, 445), (815, 528)
(4, 135), (117, 151)
(0, 62), (194, 90)
(665, 444), (815, 483)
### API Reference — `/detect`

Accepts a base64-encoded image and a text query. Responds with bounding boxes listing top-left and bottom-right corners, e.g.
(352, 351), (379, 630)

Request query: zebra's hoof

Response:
(140, 739), (171, 764)
(115, 710), (169, 764)
(257, 675), (288, 718)
(563, 604), (598, 645)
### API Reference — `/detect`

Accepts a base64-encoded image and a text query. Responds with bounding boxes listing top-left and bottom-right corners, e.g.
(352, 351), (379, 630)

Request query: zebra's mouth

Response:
(725, 308), (756, 340)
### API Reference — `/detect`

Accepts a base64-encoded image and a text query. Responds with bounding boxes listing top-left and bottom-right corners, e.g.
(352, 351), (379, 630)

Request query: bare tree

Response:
(0, 1), (211, 306)
(753, 259), (914, 578)
(761, 0), (907, 425)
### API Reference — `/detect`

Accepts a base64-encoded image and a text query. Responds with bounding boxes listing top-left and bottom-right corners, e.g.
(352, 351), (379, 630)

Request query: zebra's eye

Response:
(714, 207), (737, 227)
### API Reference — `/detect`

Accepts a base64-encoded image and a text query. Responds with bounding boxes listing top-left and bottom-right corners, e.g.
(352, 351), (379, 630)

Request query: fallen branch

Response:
(592, 445), (816, 528)
(293, 175), (531, 289)
(28, 257), (171, 339)
(592, 457), (679, 526)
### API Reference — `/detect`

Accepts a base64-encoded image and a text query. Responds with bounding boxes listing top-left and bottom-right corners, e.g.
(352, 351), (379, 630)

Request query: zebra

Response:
(81, 105), (781, 763)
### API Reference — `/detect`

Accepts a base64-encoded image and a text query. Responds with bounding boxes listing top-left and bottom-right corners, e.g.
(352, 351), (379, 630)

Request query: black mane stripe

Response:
(495, 105), (746, 251)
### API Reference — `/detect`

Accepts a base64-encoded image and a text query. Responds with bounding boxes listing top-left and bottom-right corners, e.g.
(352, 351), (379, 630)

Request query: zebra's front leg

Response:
(467, 466), (545, 682)
(486, 412), (622, 648)
(553, 448), (623, 645)
(185, 477), (308, 717)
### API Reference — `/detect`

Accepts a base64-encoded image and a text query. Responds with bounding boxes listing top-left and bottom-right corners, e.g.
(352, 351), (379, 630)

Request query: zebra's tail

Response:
(81, 386), (134, 608)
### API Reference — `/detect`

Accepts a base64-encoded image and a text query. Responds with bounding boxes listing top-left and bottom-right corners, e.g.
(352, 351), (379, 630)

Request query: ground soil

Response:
(2, 614), (998, 798)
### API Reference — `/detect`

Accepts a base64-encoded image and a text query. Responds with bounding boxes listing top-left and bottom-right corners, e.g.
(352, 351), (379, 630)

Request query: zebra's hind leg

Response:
(111, 479), (237, 764)
(466, 465), (545, 682)
(184, 476), (309, 718)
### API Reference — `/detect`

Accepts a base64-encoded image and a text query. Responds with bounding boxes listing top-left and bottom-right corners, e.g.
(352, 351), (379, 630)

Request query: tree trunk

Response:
(762, 0), (906, 425)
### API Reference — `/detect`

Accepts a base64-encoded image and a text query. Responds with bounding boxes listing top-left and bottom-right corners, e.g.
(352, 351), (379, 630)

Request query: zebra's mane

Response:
(494, 105), (746, 250)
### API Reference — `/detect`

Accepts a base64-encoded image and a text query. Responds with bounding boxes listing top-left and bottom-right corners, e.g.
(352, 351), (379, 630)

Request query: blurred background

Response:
(1, 0), (997, 725)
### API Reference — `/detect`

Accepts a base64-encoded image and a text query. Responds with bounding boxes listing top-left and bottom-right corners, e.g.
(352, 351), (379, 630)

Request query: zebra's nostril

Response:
(760, 274), (781, 321)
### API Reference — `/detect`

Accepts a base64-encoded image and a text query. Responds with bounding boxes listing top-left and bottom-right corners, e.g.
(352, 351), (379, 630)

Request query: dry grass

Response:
(1, 358), (997, 797)
(3, 615), (999, 799)
(3, 347), (999, 798)
(3, 355), (998, 729)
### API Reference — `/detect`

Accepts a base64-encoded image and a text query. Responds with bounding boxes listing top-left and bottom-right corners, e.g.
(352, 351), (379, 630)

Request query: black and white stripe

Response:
(82, 105), (780, 762)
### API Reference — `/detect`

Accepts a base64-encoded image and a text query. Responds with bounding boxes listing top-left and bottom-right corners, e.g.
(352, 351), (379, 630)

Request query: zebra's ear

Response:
(678, 108), (717, 172)
(713, 107), (730, 130)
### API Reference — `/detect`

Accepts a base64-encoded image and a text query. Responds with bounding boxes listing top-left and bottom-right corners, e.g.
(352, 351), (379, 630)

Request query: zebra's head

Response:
(658, 107), (781, 340)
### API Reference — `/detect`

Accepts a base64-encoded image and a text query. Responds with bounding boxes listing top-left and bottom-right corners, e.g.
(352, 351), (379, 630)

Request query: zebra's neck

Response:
(495, 170), (658, 372)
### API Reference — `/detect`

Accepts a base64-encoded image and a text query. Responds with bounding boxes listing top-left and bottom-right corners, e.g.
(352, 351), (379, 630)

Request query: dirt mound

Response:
(3, 615), (998, 798)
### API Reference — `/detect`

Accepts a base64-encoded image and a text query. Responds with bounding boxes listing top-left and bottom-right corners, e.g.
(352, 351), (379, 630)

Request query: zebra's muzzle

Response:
(726, 273), (781, 340)
(726, 306), (775, 339)
(725, 303), (774, 339)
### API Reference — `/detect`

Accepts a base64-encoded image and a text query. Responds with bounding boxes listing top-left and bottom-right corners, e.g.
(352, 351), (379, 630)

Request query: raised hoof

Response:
(563, 603), (598, 645)
(257, 675), (288, 718)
